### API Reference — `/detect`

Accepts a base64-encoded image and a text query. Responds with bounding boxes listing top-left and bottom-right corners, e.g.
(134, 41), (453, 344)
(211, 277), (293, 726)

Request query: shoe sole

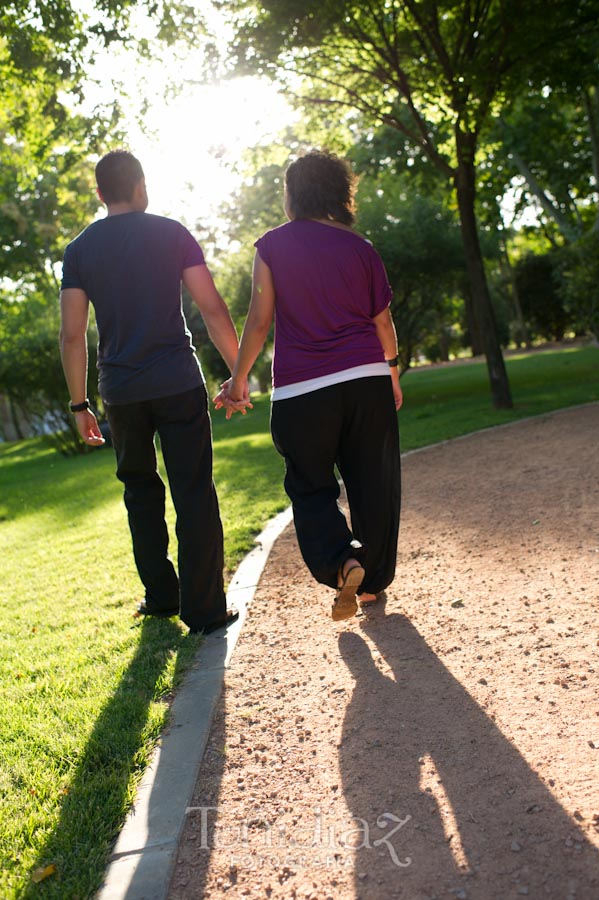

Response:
(134, 604), (179, 620)
(189, 608), (240, 635)
(332, 565), (364, 621)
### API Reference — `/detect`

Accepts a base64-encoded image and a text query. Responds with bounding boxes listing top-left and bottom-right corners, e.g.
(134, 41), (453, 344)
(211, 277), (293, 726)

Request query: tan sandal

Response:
(332, 561), (364, 621)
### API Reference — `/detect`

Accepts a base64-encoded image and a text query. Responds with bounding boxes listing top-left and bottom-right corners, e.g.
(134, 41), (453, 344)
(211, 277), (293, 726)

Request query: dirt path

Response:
(169, 404), (599, 900)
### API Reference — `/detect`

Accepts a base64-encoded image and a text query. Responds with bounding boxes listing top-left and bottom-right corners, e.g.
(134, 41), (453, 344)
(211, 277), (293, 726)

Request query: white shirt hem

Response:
(271, 362), (390, 401)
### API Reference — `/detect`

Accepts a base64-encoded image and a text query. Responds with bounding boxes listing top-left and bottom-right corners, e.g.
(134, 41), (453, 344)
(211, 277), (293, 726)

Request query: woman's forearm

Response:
(232, 251), (276, 383)
(373, 306), (403, 410)
(232, 316), (271, 381)
(373, 307), (399, 360)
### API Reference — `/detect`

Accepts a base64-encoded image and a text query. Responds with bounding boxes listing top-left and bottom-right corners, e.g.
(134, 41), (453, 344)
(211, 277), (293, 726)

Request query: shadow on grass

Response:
(0, 444), (119, 525)
(211, 394), (272, 444)
(23, 618), (199, 899)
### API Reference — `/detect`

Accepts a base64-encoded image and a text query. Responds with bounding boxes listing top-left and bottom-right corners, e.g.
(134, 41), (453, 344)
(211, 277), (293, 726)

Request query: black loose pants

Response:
(270, 376), (401, 594)
(105, 386), (226, 631)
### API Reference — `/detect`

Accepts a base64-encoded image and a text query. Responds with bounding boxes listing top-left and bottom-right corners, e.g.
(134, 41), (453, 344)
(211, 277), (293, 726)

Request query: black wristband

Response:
(387, 356), (399, 368)
(69, 399), (90, 413)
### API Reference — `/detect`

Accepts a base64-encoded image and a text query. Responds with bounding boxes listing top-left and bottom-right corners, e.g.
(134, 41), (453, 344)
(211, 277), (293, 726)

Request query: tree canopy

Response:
(219, 0), (599, 407)
(0, 0), (205, 449)
(1, 0), (598, 437)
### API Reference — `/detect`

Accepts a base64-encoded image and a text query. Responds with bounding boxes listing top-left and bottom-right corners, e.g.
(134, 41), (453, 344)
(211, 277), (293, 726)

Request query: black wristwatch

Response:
(387, 356), (399, 368)
(69, 399), (90, 413)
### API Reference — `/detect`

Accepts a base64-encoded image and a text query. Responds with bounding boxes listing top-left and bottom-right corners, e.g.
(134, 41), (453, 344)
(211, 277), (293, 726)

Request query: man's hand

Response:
(74, 409), (105, 446)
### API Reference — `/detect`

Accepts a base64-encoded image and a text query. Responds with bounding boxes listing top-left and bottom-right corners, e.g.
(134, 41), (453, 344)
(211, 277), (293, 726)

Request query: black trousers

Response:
(270, 376), (401, 594)
(105, 386), (226, 631)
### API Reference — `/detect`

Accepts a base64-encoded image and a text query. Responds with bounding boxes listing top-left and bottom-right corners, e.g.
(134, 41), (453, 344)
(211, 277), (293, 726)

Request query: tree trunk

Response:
(438, 329), (450, 362)
(500, 238), (529, 348)
(583, 86), (599, 232)
(462, 281), (484, 356)
(454, 134), (513, 408)
(8, 394), (25, 440)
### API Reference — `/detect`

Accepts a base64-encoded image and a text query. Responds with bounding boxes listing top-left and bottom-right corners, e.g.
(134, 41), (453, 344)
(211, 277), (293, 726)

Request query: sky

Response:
(121, 76), (292, 227)
(80, 1), (294, 234)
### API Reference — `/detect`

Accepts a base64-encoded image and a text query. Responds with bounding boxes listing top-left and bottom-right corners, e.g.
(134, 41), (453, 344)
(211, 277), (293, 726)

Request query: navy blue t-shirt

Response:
(61, 211), (204, 404)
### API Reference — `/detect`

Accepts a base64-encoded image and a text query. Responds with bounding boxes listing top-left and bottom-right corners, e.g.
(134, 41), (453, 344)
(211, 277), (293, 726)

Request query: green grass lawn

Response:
(399, 343), (599, 450)
(0, 343), (597, 897)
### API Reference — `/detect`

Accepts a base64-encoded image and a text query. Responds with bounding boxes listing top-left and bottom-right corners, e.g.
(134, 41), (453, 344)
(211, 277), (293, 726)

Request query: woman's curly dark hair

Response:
(284, 150), (357, 226)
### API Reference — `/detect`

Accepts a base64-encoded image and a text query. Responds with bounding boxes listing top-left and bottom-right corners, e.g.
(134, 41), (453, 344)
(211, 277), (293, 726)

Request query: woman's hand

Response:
(213, 376), (253, 420)
(391, 368), (403, 411)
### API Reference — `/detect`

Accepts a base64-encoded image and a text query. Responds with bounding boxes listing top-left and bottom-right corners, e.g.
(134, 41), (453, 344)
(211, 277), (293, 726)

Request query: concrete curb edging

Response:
(96, 507), (293, 900)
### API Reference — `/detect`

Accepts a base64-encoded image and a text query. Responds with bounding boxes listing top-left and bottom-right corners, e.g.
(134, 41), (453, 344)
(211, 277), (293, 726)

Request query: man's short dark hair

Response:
(95, 150), (144, 204)
(285, 150), (356, 226)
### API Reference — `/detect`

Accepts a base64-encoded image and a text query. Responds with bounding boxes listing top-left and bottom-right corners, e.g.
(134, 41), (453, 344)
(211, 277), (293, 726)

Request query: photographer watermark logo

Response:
(185, 805), (412, 870)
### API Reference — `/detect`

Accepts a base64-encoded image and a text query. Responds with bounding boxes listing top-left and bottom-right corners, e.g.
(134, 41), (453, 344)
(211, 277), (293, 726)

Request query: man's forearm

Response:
(183, 265), (240, 371)
(60, 333), (89, 403)
(202, 307), (240, 373)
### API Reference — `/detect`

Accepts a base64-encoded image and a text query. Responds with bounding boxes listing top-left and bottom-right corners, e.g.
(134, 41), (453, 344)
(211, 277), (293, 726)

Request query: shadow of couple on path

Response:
(337, 608), (599, 900)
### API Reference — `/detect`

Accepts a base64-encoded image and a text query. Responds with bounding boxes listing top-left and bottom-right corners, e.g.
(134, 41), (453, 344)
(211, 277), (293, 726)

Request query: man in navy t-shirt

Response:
(60, 149), (244, 634)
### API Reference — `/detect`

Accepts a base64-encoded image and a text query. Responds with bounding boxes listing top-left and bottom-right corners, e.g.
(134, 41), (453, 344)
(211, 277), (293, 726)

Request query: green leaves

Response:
(356, 170), (465, 368)
(0, 0), (210, 451)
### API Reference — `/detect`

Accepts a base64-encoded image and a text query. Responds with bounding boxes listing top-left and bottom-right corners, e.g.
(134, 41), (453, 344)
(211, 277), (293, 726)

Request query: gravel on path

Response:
(170, 404), (599, 900)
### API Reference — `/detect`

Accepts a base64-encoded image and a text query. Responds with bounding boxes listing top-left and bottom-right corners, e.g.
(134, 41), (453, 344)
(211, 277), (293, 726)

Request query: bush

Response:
(514, 252), (571, 341)
(557, 233), (599, 340)
(0, 290), (101, 454)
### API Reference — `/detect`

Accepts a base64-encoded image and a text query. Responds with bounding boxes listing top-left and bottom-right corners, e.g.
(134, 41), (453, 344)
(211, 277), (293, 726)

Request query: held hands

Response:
(213, 376), (253, 420)
(75, 409), (105, 446)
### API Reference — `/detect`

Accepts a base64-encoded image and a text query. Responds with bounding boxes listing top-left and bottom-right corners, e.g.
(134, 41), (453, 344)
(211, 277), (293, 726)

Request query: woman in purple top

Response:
(217, 150), (402, 620)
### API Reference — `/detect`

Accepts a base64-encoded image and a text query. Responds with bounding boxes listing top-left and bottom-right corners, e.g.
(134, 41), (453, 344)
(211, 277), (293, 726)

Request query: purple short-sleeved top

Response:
(254, 219), (392, 389)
